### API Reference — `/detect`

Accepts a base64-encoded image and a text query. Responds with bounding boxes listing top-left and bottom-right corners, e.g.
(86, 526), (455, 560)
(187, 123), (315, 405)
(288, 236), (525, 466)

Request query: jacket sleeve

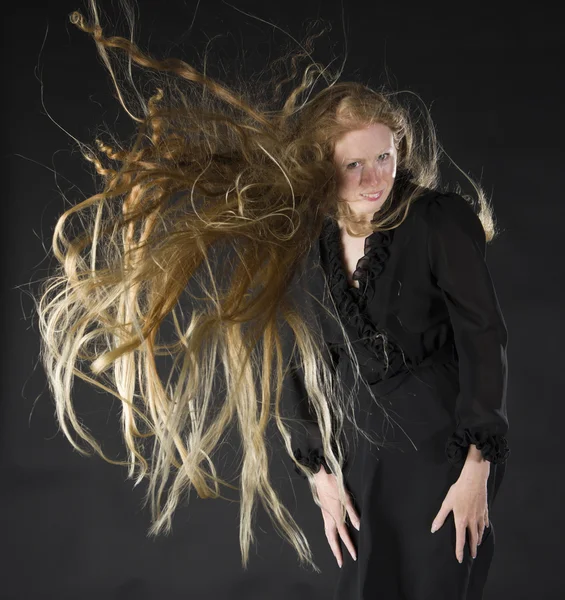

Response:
(426, 192), (510, 466)
(283, 354), (333, 479)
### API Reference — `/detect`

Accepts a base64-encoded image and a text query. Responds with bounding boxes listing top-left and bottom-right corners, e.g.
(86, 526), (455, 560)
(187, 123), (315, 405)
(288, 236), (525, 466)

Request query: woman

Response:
(285, 119), (509, 599)
(36, 3), (509, 598)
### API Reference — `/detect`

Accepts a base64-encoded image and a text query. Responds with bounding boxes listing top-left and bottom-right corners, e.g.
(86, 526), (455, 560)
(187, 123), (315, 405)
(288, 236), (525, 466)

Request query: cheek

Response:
(383, 163), (397, 181)
(337, 172), (356, 190)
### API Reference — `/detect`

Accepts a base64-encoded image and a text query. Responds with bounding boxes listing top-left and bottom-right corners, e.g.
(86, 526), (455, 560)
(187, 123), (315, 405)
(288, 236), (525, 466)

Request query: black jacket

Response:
(283, 188), (510, 477)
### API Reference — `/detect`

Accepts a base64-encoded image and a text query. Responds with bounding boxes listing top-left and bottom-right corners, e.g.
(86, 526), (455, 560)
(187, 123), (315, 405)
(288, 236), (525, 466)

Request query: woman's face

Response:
(332, 122), (397, 219)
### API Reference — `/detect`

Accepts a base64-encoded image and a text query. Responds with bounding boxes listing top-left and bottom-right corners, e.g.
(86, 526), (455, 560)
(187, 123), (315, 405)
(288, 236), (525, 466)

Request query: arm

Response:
(284, 355), (333, 478)
(426, 192), (510, 467)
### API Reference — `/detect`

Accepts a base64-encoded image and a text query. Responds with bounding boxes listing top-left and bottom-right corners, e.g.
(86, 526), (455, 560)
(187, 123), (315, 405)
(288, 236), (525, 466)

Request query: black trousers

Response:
(333, 359), (507, 600)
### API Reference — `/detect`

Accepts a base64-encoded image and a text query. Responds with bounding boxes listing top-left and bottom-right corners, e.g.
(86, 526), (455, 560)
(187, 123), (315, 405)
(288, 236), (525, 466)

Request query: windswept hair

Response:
(34, 0), (498, 572)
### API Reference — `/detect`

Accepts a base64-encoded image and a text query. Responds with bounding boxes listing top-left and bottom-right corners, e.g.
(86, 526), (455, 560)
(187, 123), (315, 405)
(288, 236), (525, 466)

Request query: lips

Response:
(360, 190), (384, 200)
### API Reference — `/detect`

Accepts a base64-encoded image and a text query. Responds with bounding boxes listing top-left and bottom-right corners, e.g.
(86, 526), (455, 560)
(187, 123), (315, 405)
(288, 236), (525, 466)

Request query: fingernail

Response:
(354, 522), (360, 531)
(472, 554), (477, 560)
(430, 524), (437, 533)
(338, 561), (342, 568)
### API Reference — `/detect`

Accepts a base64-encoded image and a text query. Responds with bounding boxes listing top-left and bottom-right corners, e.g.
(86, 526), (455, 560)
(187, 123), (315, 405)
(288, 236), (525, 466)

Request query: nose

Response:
(360, 163), (380, 187)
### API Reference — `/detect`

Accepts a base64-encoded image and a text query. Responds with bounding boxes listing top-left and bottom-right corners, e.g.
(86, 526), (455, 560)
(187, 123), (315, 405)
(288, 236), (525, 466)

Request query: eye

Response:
(346, 154), (390, 169)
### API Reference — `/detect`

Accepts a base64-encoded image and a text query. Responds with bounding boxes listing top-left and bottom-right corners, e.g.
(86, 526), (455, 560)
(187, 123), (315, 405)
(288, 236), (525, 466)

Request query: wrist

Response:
(462, 444), (490, 474)
(466, 443), (487, 462)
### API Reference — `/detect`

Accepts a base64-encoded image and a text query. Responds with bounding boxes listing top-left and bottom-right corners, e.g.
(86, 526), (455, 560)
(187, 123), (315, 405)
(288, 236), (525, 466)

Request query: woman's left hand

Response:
(430, 460), (490, 563)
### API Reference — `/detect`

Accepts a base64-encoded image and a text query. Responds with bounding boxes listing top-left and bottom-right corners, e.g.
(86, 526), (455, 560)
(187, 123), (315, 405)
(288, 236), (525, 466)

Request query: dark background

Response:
(2, 1), (563, 598)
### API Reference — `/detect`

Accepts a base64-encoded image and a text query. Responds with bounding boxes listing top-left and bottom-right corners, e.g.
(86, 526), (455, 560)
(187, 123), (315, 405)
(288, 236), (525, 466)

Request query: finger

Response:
(455, 518), (467, 564)
(478, 520), (485, 546)
(336, 522), (357, 561)
(345, 498), (361, 530)
(468, 522), (479, 559)
(431, 505), (448, 533)
(324, 523), (343, 568)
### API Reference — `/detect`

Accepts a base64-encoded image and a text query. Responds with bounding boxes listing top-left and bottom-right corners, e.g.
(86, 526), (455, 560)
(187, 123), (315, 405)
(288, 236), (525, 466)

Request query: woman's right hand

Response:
(313, 465), (360, 568)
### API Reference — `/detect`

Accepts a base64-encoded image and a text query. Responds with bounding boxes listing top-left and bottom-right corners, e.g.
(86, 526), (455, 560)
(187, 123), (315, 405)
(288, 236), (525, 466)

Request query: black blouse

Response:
(285, 189), (510, 477)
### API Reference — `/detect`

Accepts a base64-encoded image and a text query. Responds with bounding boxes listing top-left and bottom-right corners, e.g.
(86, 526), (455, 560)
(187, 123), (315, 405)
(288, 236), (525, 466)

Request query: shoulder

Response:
(409, 188), (486, 245)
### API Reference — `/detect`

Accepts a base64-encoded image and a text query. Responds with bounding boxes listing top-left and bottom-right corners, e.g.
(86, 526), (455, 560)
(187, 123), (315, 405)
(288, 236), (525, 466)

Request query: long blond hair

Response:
(34, 0), (499, 572)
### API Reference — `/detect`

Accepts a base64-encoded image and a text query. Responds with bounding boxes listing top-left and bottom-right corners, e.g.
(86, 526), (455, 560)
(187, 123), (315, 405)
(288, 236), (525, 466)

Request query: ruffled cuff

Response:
(445, 429), (510, 466)
(292, 447), (333, 478)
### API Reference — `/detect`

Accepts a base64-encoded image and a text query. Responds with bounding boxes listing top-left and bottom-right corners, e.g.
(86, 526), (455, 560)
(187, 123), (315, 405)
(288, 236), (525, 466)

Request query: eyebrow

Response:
(341, 149), (393, 162)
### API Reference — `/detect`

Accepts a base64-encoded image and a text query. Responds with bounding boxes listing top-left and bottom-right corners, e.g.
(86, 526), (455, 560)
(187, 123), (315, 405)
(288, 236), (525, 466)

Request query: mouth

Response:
(360, 190), (384, 201)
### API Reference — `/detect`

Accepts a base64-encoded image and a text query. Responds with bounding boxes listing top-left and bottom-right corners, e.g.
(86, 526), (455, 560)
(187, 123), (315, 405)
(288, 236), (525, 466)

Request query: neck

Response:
(337, 216), (375, 238)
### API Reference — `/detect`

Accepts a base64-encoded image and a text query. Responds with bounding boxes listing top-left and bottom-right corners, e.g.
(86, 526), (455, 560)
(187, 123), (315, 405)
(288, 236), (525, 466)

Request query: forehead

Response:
(333, 123), (394, 156)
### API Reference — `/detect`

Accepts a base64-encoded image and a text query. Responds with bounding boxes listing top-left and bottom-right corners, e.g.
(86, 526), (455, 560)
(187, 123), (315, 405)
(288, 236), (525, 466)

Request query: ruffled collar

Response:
(319, 216), (405, 382)
(320, 215), (395, 308)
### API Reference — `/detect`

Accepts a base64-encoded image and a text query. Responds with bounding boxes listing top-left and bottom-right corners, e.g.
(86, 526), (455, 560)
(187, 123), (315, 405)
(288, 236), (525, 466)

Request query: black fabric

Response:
(282, 188), (510, 599)
(286, 188), (509, 473)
